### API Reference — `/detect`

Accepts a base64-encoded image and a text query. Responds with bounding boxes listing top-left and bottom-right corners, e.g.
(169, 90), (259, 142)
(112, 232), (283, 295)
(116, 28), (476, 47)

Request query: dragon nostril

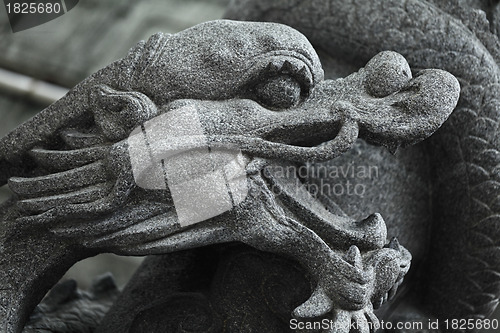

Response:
(363, 51), (412, 98)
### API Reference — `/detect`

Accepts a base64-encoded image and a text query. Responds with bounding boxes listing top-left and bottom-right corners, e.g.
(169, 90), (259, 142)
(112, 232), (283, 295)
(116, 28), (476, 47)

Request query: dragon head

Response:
(0, 20), (459, 332)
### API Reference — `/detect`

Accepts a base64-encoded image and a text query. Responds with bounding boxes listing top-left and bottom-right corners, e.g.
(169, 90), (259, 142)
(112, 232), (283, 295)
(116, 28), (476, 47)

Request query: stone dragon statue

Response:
(0, 18), (459, 332)
(223, 0), (500, 331)
(2, 0), (496, 331)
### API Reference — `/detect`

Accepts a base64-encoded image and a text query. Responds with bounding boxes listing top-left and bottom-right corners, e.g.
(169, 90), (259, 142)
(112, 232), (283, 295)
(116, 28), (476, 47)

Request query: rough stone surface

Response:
(0, 7), (469, 333)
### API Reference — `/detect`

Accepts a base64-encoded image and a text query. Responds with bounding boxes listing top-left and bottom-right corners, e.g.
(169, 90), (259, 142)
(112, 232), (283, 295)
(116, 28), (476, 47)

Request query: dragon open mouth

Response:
(262, 158), (410, 306)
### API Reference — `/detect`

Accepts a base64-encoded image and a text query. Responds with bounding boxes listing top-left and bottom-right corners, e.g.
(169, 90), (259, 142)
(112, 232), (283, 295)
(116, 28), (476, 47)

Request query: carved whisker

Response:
(8, 161), (108, 197)
(29, 146), (109, 172)
(50, 203), (168, 238)
(83, 209), (181, 248)
(17, 184), (110, 214)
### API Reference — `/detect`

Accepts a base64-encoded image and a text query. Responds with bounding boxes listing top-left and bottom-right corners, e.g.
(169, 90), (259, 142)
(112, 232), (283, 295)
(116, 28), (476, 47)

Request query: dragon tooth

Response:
(298, 65), (308, 76)
(267, 61), (281, 73)
(388, 283), (399, 300)
(357, 213), (385, 231)
(297, 65), (312, 85)
(388, 237), (401, 251)
(281, 60), (294, 73)
(373, 297), (383, 309)
(344, 245), (362, 268)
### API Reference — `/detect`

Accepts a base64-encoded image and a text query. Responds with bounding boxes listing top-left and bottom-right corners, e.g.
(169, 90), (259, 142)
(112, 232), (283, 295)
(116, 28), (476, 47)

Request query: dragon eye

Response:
(255, 75), (302, 109)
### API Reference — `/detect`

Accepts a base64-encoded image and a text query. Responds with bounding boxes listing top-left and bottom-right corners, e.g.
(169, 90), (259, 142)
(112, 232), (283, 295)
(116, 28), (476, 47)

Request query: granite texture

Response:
(0, 18), (460, 332)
